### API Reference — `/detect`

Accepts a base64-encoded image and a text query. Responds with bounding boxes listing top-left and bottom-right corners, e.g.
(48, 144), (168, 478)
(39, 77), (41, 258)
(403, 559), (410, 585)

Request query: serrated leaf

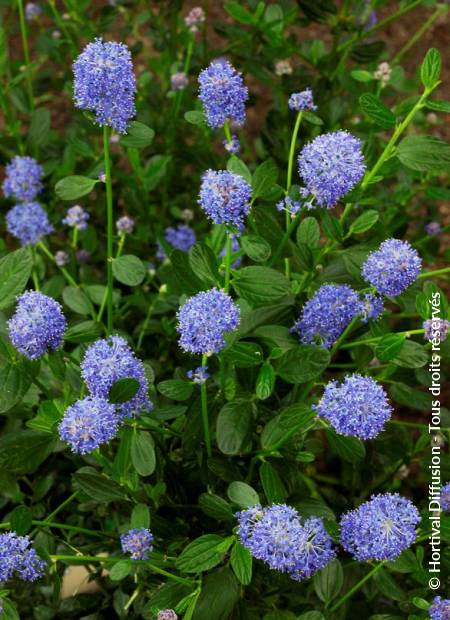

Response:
(110, 560), (131, 581)
(10, 505), (32, 535)
(360, 93), (396, 128)
(0, 248), (33, 310)
(397, 135), (450, 172)
(349, 209), (379, 235)
(275, 345), (330, 384)
(227, 481), (259, 508)
(421, 48), (441, 89)
(216, 400), (252, 455)
(176, 535), (229, 573)
(55, 175), (98, 200)
(252, 159), (278, 200)
(157, 379), (193, 401)
(230, 542), (252, 585)
(73, 467), (126, 502)
(130, 431), (156, 476)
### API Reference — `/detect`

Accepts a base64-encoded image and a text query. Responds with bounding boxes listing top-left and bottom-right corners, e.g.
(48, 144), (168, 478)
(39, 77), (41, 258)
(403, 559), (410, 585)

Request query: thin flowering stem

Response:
(16, 0), (34, 112)
(46, 0), (78, 55)
(340, 329), (424, 349)
(330, 314), (361, 356)
(97, 234), (127, 323)
(286, 111), (302, 195)
(417, 266), (450, 279)
(223, 118), (232, 145)
(224, 233), (233, 293)
(30, 491), (79, 537)
(103, 125), (114, 335)
(392, 5), (447, 66)
(268, 210), (301, 268)
(329, 562), (385, 612)
(37, 241), (79, 288)
(200, 353), (212, 458)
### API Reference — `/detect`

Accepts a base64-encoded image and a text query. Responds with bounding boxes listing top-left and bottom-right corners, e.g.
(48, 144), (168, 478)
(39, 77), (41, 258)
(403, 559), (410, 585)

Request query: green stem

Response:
(393, 6), (447, 65)
(330, 314), (360, 356)
(173, 37), (194, 120)
(46, 0), (77, 55)
(49, 554), (193, 585)
(269, 210), (301, 267)
(200, 353), (212, 458)
(286, 111), (302, 194)
(224, 233), (232, 293)
(30, 491), (79, 537)
(37, 241), (78, 288)
(329, 562), (385, 612)
(223, 119), (232, 144)
(97, 234), (127, 324)
(341, 329), (424, 349)
(31, 247), (40, 291)
(31, 521), (113, 538)
(16, 0), (34, 111)
(136, 301), (154, 351)
(418, 267), (450, 279)
(103, 125), (114, 335)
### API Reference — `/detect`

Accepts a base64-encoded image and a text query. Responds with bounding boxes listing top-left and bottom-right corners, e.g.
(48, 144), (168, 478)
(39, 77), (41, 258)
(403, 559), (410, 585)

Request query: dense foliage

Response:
(0, 1), (450, 618)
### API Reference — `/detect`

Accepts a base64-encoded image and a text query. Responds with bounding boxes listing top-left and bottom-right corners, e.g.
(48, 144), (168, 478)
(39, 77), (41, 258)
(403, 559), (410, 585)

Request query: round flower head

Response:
(298, 131), (365, 208)
(58, 396), (119, 454)
(2, 156), (43, 201)
(6, 202), (53, 246)
(0, 532), (46, 582)
(425, 221), (441, 236)
(120, 528), (153, 560)
(8, 291), (67, 360)
(171, 71), (188, 91)
(55, 250), (69, 267)
(362, 238), (422, 296)
(423, 318), (450, 343)
(339, 493), (420, 561)
(430, 597), (450, 620)
(73, 38), (136, 134)
(186, 365), (209, 385)
(25, 2), (42, 20)
(62, 205), (89, 230)
(360, 292), (384, 323)
(288, 89), (317, 112)
(237, 504), (335, 581)
(223, 135), (240, 155)
(198, 60), (248, 129)
(315, 374), (392, 440)
(185, 6), (205, 32)
(176, 288), (240, 355)
(116, 215), (135, 235)
(157, 611), (178, 620)
(81, 335), (152, 418)
(199, 170), (252, 231)
(441, 482), (450, 511)
(292, 284), (362, 349)
(157, 225), (196, 261)
(275, 60), (292, 76)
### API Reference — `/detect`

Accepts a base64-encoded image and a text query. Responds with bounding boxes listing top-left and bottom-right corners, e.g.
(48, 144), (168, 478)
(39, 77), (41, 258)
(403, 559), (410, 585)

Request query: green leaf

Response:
(224, 2), (254, 24)
(255, 363), (275, 400)
(120, 121), (155, 148)
(0, 600), (20, 620)
(421, 48), (441, 89)
(222, 342), (263, 368)
(188, 243), (218, 286)
(26, 400), (61, 434)
(158, 379), (193, 401)
(397, 135), (450, 172)
(130, 503), (150, 529)
(297, 217), (320, 248)
(109, 377), (140, 404)
(10, 505), (32, 535)
(232, 267), (290, 306)
(0, 248), (33, 310)
(313, 559), (343, 603)
(0, 430), (55, 474)
(55, 175), (98, 200)
(64, 320), (103, 343)
(230, 541), (252, 585)
(359, 93), (396, 128)
(130, 431), (156, 476)
(109, 560), (131, 581)
(303, 111), (324, 125)
(184, 110), (206, 125)
(326, 430), (366, 463)
(0, 362), (32, 413)
(351, 69), (374, 82)
(426, 99), (450, 113)
(275, 345), (330, 384)
(199, 493), (234, 521)
(73, 466), (126, 502)
(28, 107), (51, 147)
(176, 534), (230, 573)
(217, 400), (252, 455)
(170, 249), (204, 294)
(252, 159), (279, 200)
(261, 404), (315, 450)
(192, 568), (239, 620)
(240, 235), (271, 262)
(227, 156), (252, 184)
(62, 286), (94, 315)
(375, 333), (406, 361)
(393, 340), (428, 368)
(227, 481), (259, 508)
(259, 462), (287, 503)
(112, 254), (146, 286)
(349, 209), (379, 235)
(297, 613), (325, 620)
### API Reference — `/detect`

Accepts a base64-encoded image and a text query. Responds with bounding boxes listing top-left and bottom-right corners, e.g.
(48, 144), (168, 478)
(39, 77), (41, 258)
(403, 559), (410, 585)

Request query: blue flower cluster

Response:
(423, 318), (450, 343)
(340, 493), (420, 561)
(177, 288), (240, 355)
(8, 291), (67, 360)
(298, 131), (365, 208)
(425, 221), (441, 236)
(186, 365), (209, 384)
(25, 2), (41, 21)
(292, 284), (362, 348)
(276, 196), (302, 217)
(237, 504), (335, 581)
(58, 396), (119, 454)
(120, 528), (154, 560)
(2, 156), (43, 201)
(6, 202), (53, 246)
(315, 374), (392, 440)
(81, 335), (152, 419)
(198, 59), (248, 129)
(62, 205), (90, 230)
(116, 215), (135, 234)
(441, 482), (450, 511)
(157, 611), (178, 620)
(199, 170), (252, 231)
(157, 225), (196, 261)
(362, 238), (421, 296)
(223, 135), (240, 154)
(288, 88), (316, 112)
(360, 292), (384, 322)
(73, 38), (136, 134)
(430, 596), (450, 620)
(0, 532), (46, 583)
